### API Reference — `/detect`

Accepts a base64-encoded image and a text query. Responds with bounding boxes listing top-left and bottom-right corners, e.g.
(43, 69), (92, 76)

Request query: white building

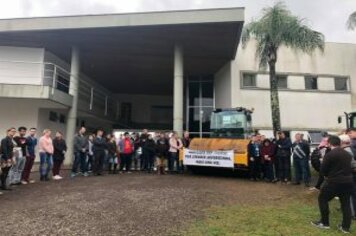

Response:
(0, 8), (354, 163)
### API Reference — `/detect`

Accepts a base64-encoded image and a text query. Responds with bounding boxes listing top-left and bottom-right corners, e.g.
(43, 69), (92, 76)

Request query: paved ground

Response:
(0, 172), (306, 236)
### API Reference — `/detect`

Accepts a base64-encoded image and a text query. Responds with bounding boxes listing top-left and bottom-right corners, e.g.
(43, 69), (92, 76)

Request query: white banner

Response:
(183, 149), (234, 168)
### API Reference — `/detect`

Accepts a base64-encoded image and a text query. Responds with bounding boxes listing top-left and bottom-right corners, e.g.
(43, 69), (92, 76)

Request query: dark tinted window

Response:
(305, 76), (318, 90)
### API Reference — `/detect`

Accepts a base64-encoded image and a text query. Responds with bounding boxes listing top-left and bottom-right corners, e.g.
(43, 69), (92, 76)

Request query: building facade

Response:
(0, 8), (354, 162)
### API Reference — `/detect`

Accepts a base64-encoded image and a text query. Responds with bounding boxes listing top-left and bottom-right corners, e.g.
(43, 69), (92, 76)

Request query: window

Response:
(56, 74), (70, 93)
(49, 111), (58, 122)
(305, 76), (318, 90)
(277, 75), (288, 89)
(334, 77), (348, 91)
(242, 73), (256, 87)
(59, 114), (66, 124)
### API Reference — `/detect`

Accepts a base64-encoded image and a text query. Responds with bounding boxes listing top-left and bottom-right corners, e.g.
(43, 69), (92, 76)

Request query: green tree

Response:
(347, 11), (356, 30)
(241, 2), (324, 134)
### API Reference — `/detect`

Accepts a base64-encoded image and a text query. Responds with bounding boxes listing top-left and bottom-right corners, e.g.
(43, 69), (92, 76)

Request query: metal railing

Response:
(0, 60), (120, 120)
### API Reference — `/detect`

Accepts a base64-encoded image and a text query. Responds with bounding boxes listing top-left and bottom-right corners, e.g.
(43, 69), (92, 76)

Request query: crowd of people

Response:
(1, 125), (355, 233)
(246, 129), (356, 234)
(0, 126), (191, 194)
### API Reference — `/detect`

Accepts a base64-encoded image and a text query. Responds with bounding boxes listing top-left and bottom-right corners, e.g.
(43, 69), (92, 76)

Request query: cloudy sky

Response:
(0, 0), (355, 43)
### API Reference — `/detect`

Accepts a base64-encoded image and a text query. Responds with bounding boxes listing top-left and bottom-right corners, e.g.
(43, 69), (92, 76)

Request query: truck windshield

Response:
(211, 111), (247, 129)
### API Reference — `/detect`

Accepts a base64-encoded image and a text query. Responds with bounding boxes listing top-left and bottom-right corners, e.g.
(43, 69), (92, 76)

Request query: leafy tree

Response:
(241, 2), (324, 134)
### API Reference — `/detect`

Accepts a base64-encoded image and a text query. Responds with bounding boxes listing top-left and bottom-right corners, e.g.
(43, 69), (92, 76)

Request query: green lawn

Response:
(177, 196), (356, 236)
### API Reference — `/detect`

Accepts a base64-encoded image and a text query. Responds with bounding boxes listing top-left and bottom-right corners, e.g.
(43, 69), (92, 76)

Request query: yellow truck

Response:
(181, 107), (253, 170)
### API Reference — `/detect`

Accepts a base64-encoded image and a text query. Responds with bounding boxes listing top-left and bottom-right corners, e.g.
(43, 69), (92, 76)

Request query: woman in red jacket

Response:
(260, 139), (276, 182)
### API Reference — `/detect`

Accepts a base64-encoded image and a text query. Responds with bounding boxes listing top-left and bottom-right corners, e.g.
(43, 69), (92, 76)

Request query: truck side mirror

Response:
(246, 114), (252, 122)
(337, 116), (342, 124)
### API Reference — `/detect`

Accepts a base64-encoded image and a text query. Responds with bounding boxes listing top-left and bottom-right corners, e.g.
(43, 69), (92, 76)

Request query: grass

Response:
(177, 197), (356, 236)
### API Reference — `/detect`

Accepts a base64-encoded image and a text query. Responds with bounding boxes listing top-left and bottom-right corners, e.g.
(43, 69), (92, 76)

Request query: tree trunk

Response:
(269, 61), (281, 136)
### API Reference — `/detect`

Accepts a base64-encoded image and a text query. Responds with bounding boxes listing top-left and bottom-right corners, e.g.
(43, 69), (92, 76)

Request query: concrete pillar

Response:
(173, 44), (184, 137)
(64, 46), (80, 165)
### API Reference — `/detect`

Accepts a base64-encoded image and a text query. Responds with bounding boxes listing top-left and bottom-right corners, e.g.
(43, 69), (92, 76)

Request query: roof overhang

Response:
(0, 8), (244, 95)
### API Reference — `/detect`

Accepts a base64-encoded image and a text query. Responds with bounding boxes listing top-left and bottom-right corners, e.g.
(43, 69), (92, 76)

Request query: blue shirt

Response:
(26, 136), (37, 156)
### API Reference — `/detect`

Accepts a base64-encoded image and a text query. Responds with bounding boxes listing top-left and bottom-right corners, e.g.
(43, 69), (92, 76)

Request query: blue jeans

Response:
(39, 152), (53, 177)
(72, 152), (87, 174)
(168, 152), (177, 172)
(294, 157), (309, 184)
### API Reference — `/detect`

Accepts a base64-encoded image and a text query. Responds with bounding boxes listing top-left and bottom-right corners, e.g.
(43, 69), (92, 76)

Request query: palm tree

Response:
(241, 2), (324, 134)
(347, 11), (356, 30)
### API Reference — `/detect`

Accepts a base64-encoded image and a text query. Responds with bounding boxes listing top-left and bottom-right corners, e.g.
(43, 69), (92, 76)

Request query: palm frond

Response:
(241, 1), (324, 68)
(347, 11), (356, 30)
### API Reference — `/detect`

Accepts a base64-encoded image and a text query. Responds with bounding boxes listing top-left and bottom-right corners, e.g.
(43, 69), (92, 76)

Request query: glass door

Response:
(186, 76), (214, 138)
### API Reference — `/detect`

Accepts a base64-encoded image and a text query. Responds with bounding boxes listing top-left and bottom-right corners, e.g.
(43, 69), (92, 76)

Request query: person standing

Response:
(10, 127), (28, 185)
(156, 133), (169, 175)
(144, 134), (156, 173)
(92, 128), (107, 176)
(119, 132), (134, 173)
(275, 131), (292, 183)
(38, 129), (54, 181)
(22, 128), (37, 184)
(292, 133), (310, 187)
(140, 129), (149, 171)
(87, 134), (94, 173)
(107, 134), (118, 174)
(260, 139), (275, 182)
(312, 135), (354, 234)
(168, 132), (183, 173)
(52, 131), (67, 180)
(71, 127), (88, 178)
(0, 127), (16, 191)
(248, 135), (261, 181)
(133, 133), (142, 170)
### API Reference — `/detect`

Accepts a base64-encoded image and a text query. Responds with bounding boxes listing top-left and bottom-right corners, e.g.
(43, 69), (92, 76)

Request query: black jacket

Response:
(292, 141), (310, 159)
(276, 138), (292, 157)
(320, 147), (353, 184)
(13, 136), (28, 157)
(1, 136), (14, 161)
(156, 139), (169, 158)
(93, 137), (107, 153)
(144, 139), (156, 156)
(53, 138), (67, 161)
(107, 141), (117, 156)
(247, 142), (260, 158)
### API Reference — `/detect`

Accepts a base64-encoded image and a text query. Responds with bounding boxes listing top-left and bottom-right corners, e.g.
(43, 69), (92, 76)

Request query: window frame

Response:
(242, 73), (257, 88)
(334, 77), (348, 91)
(277, 75), (288, 89)
(304, 76), (318, 90)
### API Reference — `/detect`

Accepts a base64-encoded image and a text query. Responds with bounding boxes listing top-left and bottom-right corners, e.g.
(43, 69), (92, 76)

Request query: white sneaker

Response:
(57, 175), (63, 180)
(53, 175), (61, 180)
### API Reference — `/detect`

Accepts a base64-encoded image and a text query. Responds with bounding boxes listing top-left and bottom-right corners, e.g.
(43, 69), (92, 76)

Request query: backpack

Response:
(310, 148), (321, 172)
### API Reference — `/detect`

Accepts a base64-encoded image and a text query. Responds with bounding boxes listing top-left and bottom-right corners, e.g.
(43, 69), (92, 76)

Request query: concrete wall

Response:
(0, 46), (44, 85)
(214, 61), (232, 109)
(114, 93), (173, 124)
(229, 41), (356, 131)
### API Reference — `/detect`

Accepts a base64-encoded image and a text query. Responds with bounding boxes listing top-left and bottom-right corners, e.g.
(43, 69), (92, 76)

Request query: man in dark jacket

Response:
(22, 128), (37, 184)
(312, 135), (353, 234)
(247, 135), (261, 181)
(140, 129), (149, 171)
(292, 133), (310, 187)
(10, 126), (28, 185)
(71, 127), (88, 178)
(92, 128), (107, 176)
(275, 131), (292, 183)
(0, 127), (16, 191)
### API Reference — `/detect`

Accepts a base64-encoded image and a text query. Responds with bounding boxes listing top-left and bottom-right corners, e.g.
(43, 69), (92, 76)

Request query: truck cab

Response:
(210, 107), (254, 139)
(338, 112), (356, 129)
